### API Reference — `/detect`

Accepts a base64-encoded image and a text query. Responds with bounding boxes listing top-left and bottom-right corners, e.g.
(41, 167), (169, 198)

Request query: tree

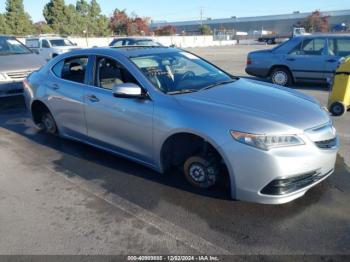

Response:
(88, 0), (110, 36)
(64, 4), (80, 35)
(199, 25), (212, 35)
(43, 0), (67, 34)
(109, 9), (129, 35)
(300, 10), (329, 33)
(95, 15), (110, 36)
(76, 0), (89, 33)
(0, 14), (9, 34)
(128, 16), (150, 36)
(154, 25), (176, 36)
(5, 0), (33, 35)
(33, 21), (53, 34)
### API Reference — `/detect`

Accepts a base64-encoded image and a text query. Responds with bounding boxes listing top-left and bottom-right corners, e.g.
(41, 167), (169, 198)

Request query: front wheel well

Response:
(160, 133), (225, 172)
(31, 100), (50, 125)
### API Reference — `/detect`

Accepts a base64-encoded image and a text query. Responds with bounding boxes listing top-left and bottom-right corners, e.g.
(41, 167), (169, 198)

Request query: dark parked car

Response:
(246, 35), (350, 86)
(109, 37), (162, 47)
(0, 35), (46, 97)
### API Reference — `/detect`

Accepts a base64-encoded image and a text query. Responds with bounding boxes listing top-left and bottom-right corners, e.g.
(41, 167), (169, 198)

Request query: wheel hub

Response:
(333, 105), (342, 114)
(273, 71), (287, 85)
(43, 115), (55, 132)
(189, 164), (206, 183)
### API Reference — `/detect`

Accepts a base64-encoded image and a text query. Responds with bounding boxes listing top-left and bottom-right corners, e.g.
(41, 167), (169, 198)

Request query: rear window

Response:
(289, 38), (325, 55)
(52, 56), (88, 84)
(26, 39), (40, 48)
(329, 38), (350, 57)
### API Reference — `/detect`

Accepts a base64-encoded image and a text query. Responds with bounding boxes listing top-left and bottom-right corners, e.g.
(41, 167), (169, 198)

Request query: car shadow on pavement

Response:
(1, 96), (350, 249)
(0, 96), (232, 201)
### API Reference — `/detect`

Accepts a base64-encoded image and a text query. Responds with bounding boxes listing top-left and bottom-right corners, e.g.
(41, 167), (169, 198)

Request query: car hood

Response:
(0, 53), (46, 72)
(174, 79), (329, 133)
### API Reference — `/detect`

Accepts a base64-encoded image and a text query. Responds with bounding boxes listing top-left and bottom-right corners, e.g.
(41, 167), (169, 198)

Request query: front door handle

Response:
(87, 94), (100, 103)
(326, 58), (337, 63)
(286, 58), (296, 61)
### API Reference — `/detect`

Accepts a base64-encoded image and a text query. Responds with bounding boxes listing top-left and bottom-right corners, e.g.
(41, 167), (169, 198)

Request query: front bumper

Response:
(0, 81), (23, 97)
(221, 134), (339, 204)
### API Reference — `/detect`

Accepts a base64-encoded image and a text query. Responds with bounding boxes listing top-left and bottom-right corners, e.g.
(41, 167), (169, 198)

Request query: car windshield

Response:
(49, 39), (74, 47)
(131, 51), (233, 94)
(0, 37), (31, 55)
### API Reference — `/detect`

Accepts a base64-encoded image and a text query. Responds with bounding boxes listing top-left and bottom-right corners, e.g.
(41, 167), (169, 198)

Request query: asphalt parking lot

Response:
(0, 45), (349, 256)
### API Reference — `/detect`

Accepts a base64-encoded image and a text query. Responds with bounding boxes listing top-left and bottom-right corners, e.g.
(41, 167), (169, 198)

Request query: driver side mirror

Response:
(112, 83), (145, 98)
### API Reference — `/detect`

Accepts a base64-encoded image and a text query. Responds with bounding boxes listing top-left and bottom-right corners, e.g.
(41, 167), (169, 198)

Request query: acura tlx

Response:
(23, 46), (339, 204)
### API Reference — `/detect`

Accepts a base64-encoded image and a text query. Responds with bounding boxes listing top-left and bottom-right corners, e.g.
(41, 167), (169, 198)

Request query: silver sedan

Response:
(24, 47), (339, 204)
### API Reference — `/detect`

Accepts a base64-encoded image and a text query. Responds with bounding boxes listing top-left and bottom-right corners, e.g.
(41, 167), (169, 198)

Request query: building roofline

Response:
(150, 9), (350, 28)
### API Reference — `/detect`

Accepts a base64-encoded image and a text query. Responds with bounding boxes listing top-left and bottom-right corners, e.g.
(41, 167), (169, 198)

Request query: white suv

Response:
(25, 36), (80, 61)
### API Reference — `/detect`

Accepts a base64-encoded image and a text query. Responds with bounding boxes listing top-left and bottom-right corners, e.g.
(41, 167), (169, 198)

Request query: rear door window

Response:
(52, 56), (88, 84)
(300, 38), (326, 55)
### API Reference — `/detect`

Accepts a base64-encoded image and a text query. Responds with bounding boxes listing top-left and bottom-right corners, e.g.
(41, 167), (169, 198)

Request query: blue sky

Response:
(0, 0), (349, 22)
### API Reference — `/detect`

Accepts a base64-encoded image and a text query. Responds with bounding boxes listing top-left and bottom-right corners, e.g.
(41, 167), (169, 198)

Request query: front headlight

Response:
(230, 131), (305, 151)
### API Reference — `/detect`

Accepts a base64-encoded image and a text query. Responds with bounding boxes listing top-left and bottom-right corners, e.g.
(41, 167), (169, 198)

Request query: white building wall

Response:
(19, 36), (237, 48)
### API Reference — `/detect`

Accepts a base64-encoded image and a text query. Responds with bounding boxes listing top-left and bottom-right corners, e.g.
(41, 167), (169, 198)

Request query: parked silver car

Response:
(0, 35), (46, 97)
(246, 35), (350, 86)
(24, 47), (339, 204)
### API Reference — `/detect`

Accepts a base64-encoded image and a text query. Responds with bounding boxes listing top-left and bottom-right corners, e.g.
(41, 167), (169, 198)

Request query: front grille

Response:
(261, 169), (333, 195)
(6, 70), (32, 80)
(315, 137), (337, 149)
(305, 123), (337, 150)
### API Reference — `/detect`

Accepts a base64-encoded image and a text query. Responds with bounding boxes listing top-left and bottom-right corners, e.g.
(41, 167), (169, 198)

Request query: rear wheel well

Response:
(31, 100), (50, 125)
(269, 65), (293, 79)
(160, 133), (224, 172)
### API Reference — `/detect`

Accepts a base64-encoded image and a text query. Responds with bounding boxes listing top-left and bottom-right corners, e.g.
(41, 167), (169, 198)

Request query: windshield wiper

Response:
(167, 89), (199, 95)
(201, 79), (237, 91)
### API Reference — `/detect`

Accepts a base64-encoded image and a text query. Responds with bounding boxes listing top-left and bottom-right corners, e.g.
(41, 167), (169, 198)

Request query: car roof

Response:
(66, 46), (179, 58)
(112, 37), (154, 41)
(26, 37), (66, 40)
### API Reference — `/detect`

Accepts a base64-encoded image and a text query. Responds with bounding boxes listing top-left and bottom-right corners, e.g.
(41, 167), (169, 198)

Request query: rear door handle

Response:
(286, 58), (296, 61)
(87, 94), (100, 103)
